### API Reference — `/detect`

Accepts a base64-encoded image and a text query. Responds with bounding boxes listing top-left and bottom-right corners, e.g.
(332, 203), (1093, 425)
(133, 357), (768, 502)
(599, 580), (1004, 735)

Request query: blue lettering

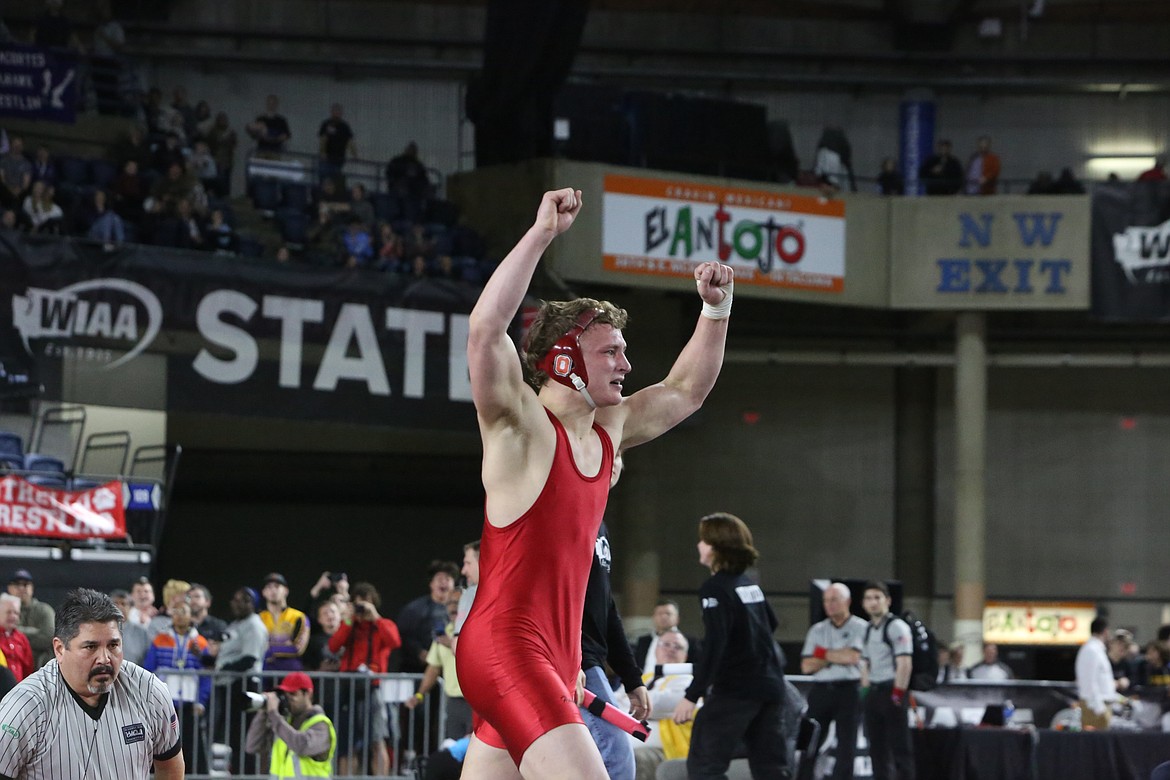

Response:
(937, 259), (970, 292)
(1012, 212), (1063, 247)
(958, 213), (993, 248)
(974, 260), (1009, 293)
(1012, 260), (1034, 293)
(1039, 259), (1072, 293)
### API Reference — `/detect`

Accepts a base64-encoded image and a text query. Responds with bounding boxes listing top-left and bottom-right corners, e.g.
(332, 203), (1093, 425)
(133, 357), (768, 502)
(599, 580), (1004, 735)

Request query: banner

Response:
(0, 476), (126, 540)
(983, 601), (1096, 646)
(899, 100), (935, 197)
(889, 195), (1091, 309)
(0, 238), (479, 429)
(601, 173), (847, 293)
(0, 44), (79, 123)
(1090, 181), (1170, 320)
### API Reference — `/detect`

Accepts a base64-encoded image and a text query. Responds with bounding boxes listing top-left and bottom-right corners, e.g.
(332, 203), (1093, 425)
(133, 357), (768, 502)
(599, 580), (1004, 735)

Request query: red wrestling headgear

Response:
(535, 308), (601, 405)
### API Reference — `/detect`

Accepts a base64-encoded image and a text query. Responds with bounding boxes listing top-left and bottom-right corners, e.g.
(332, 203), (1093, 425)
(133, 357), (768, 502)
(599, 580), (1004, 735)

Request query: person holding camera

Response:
(245, 671), (336, 779)
(328, 581), (401, 776)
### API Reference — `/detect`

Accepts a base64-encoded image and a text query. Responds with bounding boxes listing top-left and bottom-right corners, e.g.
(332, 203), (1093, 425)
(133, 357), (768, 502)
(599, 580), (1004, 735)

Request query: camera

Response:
(353, 601), (371, 617)
(328, 572), (347, 583)
(241, 690), (290, 717)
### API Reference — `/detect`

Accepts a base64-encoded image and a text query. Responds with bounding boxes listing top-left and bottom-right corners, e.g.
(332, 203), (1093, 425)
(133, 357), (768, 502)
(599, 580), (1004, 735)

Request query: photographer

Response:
(328, 582), (401, 776)
(246, 672), (336, 779)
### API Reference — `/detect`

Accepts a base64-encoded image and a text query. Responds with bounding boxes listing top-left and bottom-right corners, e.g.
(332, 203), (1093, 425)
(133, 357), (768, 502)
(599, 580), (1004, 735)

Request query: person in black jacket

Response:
(580, 518), (649, 780)
(673, 512), (788, 779)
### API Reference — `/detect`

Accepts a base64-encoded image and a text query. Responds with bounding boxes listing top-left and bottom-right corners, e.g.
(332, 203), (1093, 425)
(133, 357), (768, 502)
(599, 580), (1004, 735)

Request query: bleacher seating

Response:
(0, 433), (23, 471)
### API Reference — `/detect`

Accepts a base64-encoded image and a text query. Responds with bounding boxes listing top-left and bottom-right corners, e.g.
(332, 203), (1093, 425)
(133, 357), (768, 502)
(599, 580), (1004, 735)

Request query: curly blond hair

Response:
(522, 297), (628, 390)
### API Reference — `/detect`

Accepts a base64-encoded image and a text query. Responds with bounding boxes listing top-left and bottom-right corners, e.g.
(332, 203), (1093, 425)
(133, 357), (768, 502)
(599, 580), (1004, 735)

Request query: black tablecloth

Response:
(914, 728), (1033, 780)
(910, 728), (1170, 780)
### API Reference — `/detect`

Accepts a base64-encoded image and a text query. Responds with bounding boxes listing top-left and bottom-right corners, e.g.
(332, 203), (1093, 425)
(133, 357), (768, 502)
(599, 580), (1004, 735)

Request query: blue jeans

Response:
(581, 665), (635, 780)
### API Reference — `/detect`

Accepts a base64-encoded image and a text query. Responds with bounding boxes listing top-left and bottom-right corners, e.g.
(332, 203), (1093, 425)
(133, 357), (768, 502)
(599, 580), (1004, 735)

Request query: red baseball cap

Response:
(275, 672), (313, 694)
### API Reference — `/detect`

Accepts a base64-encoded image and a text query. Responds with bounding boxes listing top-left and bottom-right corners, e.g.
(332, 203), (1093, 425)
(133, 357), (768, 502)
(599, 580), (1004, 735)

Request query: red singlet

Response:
(456, 408), (614, 766)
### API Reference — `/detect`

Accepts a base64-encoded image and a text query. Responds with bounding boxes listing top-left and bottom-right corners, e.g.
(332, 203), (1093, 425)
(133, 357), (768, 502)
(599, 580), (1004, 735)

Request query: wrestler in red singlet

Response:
(456, 408), (614, 766)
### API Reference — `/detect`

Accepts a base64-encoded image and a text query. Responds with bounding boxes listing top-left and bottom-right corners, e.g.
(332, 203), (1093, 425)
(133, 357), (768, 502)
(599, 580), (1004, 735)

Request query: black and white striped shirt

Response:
(0, 659), (180, 779)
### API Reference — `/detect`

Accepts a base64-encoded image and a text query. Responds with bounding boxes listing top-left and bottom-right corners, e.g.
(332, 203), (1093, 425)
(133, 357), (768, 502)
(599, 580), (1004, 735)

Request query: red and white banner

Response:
(0, 477), (126, 540)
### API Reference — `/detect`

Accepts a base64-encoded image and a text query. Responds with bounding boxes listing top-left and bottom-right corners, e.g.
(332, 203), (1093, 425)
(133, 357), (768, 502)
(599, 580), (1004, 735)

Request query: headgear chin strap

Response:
(536, 308), (601, 408)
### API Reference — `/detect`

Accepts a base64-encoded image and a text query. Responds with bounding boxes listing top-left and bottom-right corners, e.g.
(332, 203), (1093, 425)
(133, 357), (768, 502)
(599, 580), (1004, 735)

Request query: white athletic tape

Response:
(699, 277), (733, 320)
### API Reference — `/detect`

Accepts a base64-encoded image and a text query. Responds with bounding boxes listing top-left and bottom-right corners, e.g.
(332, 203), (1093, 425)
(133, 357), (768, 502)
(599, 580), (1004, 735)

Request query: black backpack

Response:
(869, 610), (939, 691)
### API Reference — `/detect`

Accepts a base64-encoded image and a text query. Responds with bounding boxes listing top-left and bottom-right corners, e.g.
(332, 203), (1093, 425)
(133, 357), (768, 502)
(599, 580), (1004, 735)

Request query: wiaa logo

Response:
(1113, 218), (1170, 282)
(11, 279), (162, 369)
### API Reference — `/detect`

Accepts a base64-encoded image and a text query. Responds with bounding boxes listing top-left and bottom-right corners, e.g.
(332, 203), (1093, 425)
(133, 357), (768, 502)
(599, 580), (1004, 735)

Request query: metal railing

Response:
(158, 668), (447, 779)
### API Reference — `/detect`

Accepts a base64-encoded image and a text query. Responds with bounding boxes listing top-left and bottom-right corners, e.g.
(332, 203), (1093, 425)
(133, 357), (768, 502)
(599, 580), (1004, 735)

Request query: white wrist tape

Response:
(699, 279), (733, 320)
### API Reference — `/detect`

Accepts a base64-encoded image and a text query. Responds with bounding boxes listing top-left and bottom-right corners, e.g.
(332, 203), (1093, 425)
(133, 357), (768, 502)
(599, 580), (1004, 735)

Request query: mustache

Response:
(89, 665), (115, 679)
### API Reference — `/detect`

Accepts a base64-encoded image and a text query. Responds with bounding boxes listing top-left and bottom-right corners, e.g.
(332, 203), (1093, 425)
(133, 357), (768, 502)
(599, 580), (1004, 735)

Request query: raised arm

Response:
(466, 188), (582, 428)
(615, 262), (733, 450)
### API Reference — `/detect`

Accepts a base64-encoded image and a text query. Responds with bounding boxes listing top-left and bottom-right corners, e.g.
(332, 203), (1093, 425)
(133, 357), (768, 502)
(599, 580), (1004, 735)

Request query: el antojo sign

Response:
(983, 601), (1097, 645)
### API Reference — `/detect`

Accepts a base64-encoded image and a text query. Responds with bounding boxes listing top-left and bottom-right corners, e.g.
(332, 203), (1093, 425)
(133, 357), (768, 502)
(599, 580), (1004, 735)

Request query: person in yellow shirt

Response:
(259, 573), (310, 671)
(246, 671), (336, 779)
(406, 588), (471, 739)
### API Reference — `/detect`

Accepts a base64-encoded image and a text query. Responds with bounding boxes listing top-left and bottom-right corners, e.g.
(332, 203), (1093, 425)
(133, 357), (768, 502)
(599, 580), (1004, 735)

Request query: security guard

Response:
(246, 671), (336, 778)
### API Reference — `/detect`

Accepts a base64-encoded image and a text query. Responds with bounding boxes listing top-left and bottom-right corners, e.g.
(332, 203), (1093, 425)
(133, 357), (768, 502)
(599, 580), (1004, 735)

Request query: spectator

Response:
(386, 140), (431, 202)
(349, 183), (375, 228)
(633, 600), (700, 676)
(188, 583), (229, 645)
(110, 588), (150, 665)
(397, 560), (459, 674)
(205, 208), (237, 254)
(305, 208), (343, 265)
(127, 575), (157, 628)
(1027, 171), (1054, 195)
(193, 100), (214, 141)
(148, 162), (196, 216)
(215, 587), (269, 776)
(247, 94), (292, 158)
(0, 209), (16, 233)
(171, 86), (198, 141)
(406, 587), (472, 740)
(144, 601), (212, 774)
(205, 112), (238, 194)
(1110, 629), (1141, 694)
(877, 156), (904, 195)
(435, 254), (459, 281)
(406, 253), (430, 279)
(1137, 155), (1167, 182)
(0, 136), (32, 210)
(621, 628), (696, 780)
(453, 540), (480, 649)
(22, 181), (64, 235)
(112, 125), (151, 169)
(260, 572), (310, 672)
(813, 126), (856, 193)
(0, 594), (33, 682)
(967, 642), (1013, 680)
(7, 569), (53, 668)
(111, 159), (146, 222)
(318, 102), (357, 183)
(404, 222), (436, 260)
(147, 577), (194, 637)
(376, 222), (404, 270)
(92, 0), (126, 57)
(329, 581), (400, 777)
(85, 189), (126, 247)
(938, 642), (967, 683)
(1051, 167), (1086, 194)
(187, 140), (219, 195)
(315, 176), (350, 220)
(151, 132), (186, 175)
(140, 86), (166, 135)
(965, 135), (1002, 195)
(303, 600), (342, 673)
(274, 244), (293, 264)
(919, 139), (964, 195)
(30, 145), (57, 186)
(342, 216), (374, 267)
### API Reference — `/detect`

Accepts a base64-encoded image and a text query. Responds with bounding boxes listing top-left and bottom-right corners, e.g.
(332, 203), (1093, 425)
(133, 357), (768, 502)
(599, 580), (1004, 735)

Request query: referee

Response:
(0, 588), (184, 779)
(799, 582), (867, 780)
